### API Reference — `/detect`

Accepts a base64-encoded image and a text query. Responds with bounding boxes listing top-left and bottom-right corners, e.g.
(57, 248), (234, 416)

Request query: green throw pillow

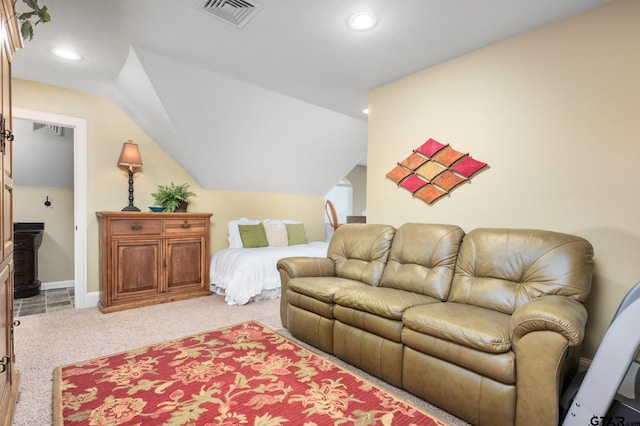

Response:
(285, 223), (308, 246)
(238, 224), (268, 248)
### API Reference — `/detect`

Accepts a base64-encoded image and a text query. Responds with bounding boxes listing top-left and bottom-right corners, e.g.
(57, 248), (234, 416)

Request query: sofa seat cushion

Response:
(402, 328), (515, 385)
(335, 287), (440, 321)
(288, 276), (369, 303)
(333, 305), (404, 342)
(287, 290), (334, 319)
(403, 302), (512, 354)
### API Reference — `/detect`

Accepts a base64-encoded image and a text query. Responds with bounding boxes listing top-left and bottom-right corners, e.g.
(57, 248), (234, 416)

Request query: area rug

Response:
(53, 321), (450, 425)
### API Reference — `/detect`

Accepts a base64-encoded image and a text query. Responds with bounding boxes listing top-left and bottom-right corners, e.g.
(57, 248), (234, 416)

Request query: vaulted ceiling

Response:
(11, 0), (610, 195)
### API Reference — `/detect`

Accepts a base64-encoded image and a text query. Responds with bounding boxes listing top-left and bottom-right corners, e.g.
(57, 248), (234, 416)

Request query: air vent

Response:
(32, 122), (63, 136)
(200, 0), (263, 29)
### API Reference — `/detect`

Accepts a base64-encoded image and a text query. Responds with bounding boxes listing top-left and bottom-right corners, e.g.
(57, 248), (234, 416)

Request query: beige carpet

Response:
(13, 294), (469, 425)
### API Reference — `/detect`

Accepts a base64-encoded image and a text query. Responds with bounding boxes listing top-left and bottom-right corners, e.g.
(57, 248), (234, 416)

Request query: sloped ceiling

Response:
(10, 0), (611, 195)
(112, 46), (366, 195)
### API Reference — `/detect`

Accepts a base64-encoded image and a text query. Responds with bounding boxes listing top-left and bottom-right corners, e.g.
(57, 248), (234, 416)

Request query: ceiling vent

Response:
(32, 122), (63, 136)
(200, 0), (263, 29)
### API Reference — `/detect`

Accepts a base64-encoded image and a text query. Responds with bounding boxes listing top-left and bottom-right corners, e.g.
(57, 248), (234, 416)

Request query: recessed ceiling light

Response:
(362, 108), (369, 115)
(347, 13), (377, 31)
(52, 48), (82, 61)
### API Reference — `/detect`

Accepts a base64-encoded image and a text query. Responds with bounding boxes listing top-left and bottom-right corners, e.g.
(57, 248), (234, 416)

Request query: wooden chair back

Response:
(325, 199), (341, 231)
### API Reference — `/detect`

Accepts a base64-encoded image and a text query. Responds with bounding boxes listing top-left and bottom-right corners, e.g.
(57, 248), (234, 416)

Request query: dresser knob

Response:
(131, 223), (142, 231)
(181, 221), (191, 229)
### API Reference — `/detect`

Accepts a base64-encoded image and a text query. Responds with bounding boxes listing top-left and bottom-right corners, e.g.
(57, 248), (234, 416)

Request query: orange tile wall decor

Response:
(386, 138), (488, 205)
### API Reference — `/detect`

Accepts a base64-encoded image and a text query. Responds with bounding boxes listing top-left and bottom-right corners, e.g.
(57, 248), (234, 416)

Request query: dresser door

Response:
(165, 236), (205, 293)
(111, 239), (161, 303)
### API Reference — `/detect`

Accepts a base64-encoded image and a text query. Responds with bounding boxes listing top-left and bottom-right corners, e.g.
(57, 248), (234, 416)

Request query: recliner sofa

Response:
(277, 223), (594, 426)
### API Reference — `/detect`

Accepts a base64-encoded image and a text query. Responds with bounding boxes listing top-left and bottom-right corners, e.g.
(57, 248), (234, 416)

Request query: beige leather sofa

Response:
(277, 223), (594, 426)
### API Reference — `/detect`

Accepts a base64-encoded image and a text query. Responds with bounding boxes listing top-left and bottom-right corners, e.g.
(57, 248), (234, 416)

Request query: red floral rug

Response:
(53, 321), (451, 425)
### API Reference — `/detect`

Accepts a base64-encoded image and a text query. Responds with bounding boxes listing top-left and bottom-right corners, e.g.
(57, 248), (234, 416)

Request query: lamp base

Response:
(122, 168), (140, 212)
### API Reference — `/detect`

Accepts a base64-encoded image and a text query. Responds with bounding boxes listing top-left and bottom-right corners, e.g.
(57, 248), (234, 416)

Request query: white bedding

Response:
(210, 241), (329, 305)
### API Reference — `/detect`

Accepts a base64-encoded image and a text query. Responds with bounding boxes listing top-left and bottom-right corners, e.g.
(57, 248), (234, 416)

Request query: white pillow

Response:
(263, 219), (302, 225)
(227, 218), (260, 248)
(263, 222), (288, 247)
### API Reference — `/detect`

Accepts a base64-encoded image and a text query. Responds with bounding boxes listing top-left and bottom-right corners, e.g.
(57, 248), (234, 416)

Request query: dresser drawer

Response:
(164, 218), (207, 234)
(111, 219), (162, 236)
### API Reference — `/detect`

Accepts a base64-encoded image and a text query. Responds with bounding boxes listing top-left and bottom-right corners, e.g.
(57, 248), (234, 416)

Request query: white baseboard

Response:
(41, 280), (74, 290)
(579, 357), (591, 372)
(83, 291), (99, 309)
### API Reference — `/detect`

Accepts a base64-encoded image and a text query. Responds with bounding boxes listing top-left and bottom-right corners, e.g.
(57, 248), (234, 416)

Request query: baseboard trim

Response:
(84, 291), (99, 309)
(579, 356), (591, 372)
(41, 280), (74, 290)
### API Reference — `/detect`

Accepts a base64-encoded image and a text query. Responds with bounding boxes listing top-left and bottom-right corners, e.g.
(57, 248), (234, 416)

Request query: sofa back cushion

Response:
(449, 228), (594, 315)
(328, 224), (396, 287)
(381, 223), (465, 300)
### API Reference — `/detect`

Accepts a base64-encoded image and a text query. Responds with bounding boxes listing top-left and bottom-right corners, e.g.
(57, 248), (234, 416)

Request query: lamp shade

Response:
(117, 140), (143, 169)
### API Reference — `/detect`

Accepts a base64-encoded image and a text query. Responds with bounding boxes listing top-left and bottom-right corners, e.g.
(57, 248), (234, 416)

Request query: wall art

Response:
(386, 138), (488, 205)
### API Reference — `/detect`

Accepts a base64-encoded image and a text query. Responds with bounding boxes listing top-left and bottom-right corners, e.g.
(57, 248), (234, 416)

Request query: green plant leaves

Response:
(151, 182), (196, 212)
(16, 0), (51, 41)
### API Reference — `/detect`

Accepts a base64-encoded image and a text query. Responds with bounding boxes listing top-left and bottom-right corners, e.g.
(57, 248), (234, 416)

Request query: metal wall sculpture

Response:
(386, 138), (488, 205)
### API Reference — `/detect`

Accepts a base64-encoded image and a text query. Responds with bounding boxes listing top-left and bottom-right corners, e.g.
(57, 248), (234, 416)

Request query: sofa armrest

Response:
(511, 295), (587, 347)
(511, 296), (587, 424)
(277, 257), (335, 328)
(277, 257), (335, 279)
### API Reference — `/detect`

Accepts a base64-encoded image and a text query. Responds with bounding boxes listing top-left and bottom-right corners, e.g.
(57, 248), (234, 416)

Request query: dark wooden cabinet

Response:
(13, 225), (44, 299)
(346, 216), (367, 224)
(96, 212), (212, 313)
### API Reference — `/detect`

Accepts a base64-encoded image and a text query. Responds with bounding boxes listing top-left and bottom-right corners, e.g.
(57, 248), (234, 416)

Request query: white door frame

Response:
(12, 108), (88, 308)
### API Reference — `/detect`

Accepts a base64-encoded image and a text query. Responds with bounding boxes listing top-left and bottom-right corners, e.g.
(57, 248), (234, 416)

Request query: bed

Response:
(210, 218), (329, 305)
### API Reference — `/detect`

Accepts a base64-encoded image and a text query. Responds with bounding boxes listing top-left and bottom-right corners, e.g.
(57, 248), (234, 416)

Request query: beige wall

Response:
(368, 0), (640, 359)
(14, 186), (74, 283)
(12, 79), (325, 295)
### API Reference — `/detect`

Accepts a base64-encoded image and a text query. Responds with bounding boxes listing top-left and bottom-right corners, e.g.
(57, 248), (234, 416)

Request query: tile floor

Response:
(13, 287), (74, 317)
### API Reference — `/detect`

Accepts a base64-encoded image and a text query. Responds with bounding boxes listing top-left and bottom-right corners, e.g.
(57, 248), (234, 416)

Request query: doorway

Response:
(12, 108), (88, 308)
(325, 178), (353, 240)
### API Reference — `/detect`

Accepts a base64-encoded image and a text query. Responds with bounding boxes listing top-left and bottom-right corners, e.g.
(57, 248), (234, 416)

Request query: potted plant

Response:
(151, 182), (196, 212)
(15, 0), (51, 41)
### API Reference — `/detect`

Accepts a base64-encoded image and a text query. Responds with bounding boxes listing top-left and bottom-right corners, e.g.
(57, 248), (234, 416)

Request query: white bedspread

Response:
(210, 241), (329, 305)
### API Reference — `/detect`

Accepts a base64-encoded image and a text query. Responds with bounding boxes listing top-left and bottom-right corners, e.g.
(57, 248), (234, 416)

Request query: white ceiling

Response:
(12, 118), (74, 188)
(11, 0), (610, 195)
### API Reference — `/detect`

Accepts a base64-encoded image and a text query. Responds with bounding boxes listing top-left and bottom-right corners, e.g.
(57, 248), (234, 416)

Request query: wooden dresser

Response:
(96, 212), (212, 313)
